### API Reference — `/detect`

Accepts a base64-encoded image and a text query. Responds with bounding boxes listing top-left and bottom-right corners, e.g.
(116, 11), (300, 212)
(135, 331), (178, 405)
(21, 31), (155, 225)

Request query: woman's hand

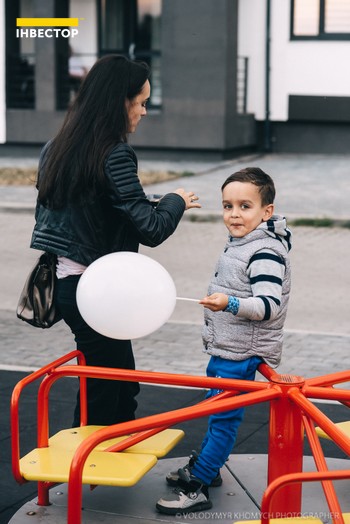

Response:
(200, 293), (229, 311)
(173, 188), (201, 210)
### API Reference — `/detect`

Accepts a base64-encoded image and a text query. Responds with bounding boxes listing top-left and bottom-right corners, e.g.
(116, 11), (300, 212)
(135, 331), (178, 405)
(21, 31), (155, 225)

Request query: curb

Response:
(0, 203), (35, 214)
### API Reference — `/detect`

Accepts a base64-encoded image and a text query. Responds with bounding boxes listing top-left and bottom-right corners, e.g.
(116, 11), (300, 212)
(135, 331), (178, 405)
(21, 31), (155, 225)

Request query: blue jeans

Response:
(191, 355), (262, 485)
(56, 275), (140, 427)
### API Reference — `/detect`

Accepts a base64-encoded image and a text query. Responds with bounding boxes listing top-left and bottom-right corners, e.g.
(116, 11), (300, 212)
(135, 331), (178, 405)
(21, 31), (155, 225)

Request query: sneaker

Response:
(156, 474), (212, 515)
(165, 450), (198, 487)
(166, 450), (223, 488)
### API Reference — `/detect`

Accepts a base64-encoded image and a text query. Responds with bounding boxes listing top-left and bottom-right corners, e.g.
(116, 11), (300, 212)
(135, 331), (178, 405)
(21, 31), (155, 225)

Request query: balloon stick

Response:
(176, 297), (200, 303)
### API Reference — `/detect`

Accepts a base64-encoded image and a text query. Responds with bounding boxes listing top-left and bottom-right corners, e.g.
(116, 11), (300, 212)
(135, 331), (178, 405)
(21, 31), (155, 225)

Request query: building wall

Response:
(130, 0), (255, 152)
(5, 0), (256, 153)
(238, 0), (350, 121)
(238, 0), (350, 152)
(5, 0), (97, 143)
(0, 0), (6, 143)
(238, 0), (266, 122)
(4, 0), (348, 152)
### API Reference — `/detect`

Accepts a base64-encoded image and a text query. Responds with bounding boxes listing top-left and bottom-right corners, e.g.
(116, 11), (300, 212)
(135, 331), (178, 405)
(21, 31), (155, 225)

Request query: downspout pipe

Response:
(264, 0), (272, 152)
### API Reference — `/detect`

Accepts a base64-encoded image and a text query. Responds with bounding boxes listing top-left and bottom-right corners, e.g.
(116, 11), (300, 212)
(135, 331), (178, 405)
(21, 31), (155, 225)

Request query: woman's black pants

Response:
(55, 275), (140, 427)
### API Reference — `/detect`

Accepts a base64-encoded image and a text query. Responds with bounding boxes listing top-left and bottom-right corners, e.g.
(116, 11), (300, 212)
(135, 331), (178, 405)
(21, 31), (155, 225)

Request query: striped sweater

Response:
(202, 215), (292, 367)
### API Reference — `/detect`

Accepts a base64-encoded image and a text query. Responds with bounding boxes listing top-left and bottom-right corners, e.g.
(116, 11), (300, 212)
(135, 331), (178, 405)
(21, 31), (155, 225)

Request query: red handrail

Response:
(10, 350), (86, 483)
(304, 370), (350, 388)
(10, 356), (350, 524)
(289, 388), (350, 456)
(35, 364), (272, 391)
(302, 415), (343, 522)
(104, 389), (236, 453)
(66, 387), (279, 524)
(260, 469), (350, 524)
(11, 358), (276, 515)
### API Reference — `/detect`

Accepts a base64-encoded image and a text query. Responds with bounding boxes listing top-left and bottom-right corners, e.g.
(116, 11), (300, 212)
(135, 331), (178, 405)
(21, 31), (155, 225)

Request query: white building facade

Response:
(239, 0), (350, 152)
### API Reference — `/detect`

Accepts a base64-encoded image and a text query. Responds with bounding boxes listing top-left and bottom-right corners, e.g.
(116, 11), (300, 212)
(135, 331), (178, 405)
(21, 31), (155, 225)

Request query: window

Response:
(291, 0), (350, 39)
(98, 0), (162, 106)
(6, 0), (35, 109)
(57, 0), (97, 109)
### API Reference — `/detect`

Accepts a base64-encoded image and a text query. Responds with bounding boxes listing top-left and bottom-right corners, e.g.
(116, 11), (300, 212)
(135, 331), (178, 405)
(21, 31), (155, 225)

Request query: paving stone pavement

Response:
(1, 218), (349, 386)
(1, 308), (349, 385)
(0, 152), (349, 388)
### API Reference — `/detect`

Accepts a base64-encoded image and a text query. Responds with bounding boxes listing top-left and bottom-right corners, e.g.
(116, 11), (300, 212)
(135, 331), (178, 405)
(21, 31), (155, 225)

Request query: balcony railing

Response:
(237, 56), (248, 114)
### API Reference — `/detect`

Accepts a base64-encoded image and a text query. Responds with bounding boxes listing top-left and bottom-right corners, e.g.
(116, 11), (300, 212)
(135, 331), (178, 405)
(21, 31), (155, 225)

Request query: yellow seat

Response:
(315, 421), (350, 440)
(20, 447), (157, 487)
(49, 426), (184, 457)
(20, 427), (185, 488)
(234, 518), (323, 524)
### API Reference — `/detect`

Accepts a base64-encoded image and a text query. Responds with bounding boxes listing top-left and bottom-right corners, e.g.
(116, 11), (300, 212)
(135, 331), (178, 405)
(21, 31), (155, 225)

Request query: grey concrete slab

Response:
(8, 455), (350, 524)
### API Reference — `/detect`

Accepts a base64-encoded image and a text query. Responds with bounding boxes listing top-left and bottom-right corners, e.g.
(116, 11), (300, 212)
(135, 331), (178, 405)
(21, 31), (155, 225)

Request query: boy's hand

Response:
(199, 293), (229, 311)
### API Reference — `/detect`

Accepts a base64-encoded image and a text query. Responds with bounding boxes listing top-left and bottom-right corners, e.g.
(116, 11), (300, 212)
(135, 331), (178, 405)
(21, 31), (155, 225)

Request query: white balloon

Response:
(76, 252), (177, 340)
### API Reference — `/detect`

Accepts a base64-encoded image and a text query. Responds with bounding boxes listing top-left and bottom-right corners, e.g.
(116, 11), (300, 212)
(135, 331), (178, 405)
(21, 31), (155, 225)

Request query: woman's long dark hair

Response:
(37, 54), (150, 208)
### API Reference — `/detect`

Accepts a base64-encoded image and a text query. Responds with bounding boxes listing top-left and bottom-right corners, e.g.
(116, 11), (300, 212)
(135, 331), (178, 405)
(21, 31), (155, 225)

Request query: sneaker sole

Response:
(156, 499), (213, 515)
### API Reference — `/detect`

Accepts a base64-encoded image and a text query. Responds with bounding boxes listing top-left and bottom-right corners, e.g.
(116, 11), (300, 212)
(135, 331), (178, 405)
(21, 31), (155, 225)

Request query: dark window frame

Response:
(97, 0), (162, 108)
(290, 0), (350, 40)
(5, 0), (36, 109)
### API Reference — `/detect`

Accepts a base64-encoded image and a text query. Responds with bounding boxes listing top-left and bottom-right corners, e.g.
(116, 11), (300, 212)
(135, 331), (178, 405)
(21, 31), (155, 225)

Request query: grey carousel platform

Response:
(9, 454), (350, 523)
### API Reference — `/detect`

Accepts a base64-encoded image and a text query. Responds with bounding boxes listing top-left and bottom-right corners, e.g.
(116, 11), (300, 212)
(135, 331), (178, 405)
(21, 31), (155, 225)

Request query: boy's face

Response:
(222, 181), (274, 238)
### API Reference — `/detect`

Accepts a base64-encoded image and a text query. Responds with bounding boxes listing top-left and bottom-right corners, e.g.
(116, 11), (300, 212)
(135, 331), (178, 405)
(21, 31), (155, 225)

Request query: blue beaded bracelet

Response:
(224, 295), (240, 315)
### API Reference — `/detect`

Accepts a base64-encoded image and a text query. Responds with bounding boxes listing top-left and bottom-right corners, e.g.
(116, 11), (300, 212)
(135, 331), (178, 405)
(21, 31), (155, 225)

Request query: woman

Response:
(31, 54), (201, 426)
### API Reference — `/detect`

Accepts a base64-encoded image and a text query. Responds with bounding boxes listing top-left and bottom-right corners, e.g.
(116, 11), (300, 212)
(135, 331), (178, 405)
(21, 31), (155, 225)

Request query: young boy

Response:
(156, 167), (292, 515)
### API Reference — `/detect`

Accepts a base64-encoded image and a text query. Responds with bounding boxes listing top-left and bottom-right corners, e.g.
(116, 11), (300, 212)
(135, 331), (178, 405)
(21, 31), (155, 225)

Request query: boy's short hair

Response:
(221, 167), (275, 206)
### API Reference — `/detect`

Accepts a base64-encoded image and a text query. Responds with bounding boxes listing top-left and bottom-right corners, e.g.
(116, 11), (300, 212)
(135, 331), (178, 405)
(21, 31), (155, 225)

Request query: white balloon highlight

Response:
(76, 252), (177, 340)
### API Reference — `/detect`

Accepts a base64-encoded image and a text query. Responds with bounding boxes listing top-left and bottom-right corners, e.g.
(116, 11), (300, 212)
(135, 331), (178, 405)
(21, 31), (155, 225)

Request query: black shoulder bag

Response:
(16, 252), (62, 328)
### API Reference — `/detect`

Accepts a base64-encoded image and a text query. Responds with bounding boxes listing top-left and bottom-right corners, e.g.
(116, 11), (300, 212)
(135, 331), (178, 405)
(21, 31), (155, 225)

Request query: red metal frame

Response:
(10, 358), (350, 524)
(267, 376), (305, 515)
(302, 415), (343, 521)
(10, 350), (86, 484)
(260, 469), (350, 524)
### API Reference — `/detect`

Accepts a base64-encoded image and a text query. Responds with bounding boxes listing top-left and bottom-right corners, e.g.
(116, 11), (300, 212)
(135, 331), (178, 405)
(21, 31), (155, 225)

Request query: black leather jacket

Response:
(31, 143), (186, 266)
